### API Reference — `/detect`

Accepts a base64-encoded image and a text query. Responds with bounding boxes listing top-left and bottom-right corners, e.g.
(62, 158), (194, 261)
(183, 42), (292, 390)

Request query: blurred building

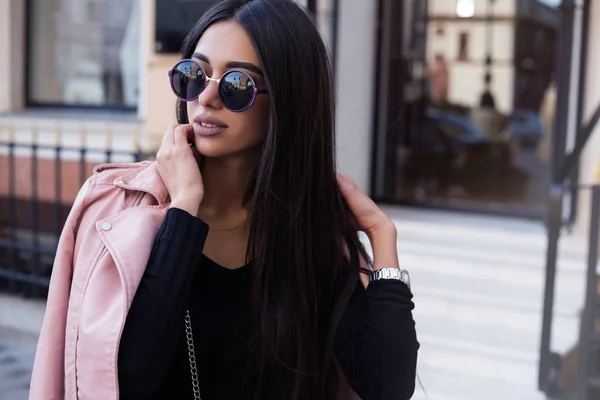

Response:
(428, 0), (558, 114)
(1, 0), (600, 398)
(0, 0), (595, 277)
(1, 0), (596, 261)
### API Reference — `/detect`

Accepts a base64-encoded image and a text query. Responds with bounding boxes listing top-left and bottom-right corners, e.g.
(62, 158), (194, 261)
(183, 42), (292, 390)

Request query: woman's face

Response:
(186, 20), (269, 159)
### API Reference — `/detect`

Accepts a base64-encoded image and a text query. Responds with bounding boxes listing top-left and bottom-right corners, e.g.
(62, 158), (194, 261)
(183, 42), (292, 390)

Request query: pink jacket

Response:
(29, 161), (359, 400)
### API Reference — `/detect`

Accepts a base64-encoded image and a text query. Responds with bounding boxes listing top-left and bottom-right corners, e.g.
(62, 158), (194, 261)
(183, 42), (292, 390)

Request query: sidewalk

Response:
(381, 205), (586, 400)
(0, 327), (37, 400)
(0, 294), (45, 400)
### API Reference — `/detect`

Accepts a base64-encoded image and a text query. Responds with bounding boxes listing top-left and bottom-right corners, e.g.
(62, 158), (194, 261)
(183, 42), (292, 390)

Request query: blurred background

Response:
(1, 0), (600, 399)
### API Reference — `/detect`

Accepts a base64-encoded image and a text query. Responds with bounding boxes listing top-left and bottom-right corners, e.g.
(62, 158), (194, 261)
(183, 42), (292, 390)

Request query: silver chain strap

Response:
(184, 309), (202, 400)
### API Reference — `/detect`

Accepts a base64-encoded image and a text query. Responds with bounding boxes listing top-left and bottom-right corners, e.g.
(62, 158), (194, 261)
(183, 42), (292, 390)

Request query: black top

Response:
(118, 208), (418, 400)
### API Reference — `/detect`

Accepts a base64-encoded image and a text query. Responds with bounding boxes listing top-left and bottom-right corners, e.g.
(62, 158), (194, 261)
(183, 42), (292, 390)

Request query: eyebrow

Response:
(192, 52), (264, 77)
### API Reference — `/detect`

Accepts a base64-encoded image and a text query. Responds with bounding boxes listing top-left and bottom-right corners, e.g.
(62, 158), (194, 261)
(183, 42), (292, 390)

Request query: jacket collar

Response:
(115, 161), (170, 205)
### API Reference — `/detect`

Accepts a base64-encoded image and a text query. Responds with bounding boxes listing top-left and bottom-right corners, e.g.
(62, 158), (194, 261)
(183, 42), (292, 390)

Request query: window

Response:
(374, 0), (561, 217)
(456, 0), (475, 18)
(435, 24), (445, 36)
(458, 32), (469, 61)
(27, 0), (140, 109)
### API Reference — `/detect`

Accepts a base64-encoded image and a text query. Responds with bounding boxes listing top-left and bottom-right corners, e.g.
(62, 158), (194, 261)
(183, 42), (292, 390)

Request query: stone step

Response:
(386, 207), (587, 260)
(415, 310), (578, 360)
(396, 235), (587, 274)
(379, 208), (577, 399)
(414, 275), (581, 352)
(417, 333), (541, 388)
(406, 254), (586, 313)
(411, 363), (547, 400)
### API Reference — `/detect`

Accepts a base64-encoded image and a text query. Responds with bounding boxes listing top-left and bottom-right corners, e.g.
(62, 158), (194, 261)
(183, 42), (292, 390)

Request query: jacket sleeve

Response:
(118, 207), (209, 398)
(334, 279), (419, 400)
(29, 176), (95, 400)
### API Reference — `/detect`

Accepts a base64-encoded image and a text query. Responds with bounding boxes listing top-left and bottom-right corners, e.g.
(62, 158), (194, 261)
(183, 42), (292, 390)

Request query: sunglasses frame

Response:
(168, 59), (268, 112)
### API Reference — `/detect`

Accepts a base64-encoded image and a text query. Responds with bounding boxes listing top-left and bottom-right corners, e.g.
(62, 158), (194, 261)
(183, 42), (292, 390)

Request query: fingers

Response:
(337, 172), (376, 211)
(336, 172), (357, 195)
(173, 124), (194, 150)
(162, 124), (177, 146)
(337, 172), (390, 235)
(157, 124), (176, 160)
(158, 124), (194, 159)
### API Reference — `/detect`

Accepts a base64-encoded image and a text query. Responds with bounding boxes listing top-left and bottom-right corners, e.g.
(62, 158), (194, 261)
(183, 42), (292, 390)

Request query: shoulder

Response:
(76, 160), (157, 208)
(91, 160), (153, 186)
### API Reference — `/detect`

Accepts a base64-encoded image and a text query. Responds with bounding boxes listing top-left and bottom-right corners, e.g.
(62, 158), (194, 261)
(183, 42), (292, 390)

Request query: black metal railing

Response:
(541, 184), (600, 400)
(578, 186), (600, 399)
(0, 123), (150, 297)
(539, 1), (599, 399)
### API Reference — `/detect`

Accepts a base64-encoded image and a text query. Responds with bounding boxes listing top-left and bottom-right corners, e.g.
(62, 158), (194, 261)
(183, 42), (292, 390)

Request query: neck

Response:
(199, 155), (255, 220)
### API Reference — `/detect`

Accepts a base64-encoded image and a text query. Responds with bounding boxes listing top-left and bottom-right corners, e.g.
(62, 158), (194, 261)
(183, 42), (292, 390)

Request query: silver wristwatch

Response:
(370, 268), (411, 290)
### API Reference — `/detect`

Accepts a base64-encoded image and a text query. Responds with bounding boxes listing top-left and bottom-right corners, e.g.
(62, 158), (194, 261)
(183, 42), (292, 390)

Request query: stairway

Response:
(377, 206), (590, 400)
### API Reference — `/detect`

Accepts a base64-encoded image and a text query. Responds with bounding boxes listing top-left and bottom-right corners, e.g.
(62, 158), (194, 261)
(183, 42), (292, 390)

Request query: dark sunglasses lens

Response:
(219, 71), (256, 111)
(171, 61), (205, 100)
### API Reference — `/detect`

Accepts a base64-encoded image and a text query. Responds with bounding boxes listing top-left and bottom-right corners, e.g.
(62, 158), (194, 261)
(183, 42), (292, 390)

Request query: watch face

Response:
(400, 270), (411, 289)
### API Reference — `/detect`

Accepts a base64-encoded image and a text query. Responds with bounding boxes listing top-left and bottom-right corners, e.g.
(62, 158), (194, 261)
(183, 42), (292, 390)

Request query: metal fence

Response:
(0, 123), (150, 297)
(540, 184), (600, 400)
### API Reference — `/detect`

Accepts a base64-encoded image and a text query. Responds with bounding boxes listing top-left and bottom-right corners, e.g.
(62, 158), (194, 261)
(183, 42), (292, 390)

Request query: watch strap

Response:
(370, 268), (411, 290)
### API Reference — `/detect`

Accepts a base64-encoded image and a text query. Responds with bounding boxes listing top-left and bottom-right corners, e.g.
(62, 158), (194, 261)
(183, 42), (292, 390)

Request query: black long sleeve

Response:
(118, 207), (209, 399)
(334, 279), (419, 400)
(118, 208), (418, 399)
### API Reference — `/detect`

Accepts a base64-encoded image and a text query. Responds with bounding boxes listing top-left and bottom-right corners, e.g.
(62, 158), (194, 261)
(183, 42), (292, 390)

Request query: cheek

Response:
(235, 98), (269, 142)
(186, 103), (195, 120)
(251, 98), (270, 135)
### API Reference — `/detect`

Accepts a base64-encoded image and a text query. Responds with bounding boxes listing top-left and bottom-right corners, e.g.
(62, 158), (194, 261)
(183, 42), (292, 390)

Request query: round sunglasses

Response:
(168, 59), (268, 112)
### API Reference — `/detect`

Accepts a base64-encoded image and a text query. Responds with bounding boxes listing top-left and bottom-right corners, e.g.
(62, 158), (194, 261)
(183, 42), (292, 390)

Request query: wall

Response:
(335, 0), (378, 193)
(0, 0), (142, 206)
(0, 0), (25, 113)
(0, 0), (376, 194)
(575, 0), (600, 238)
(138, 0), (179, 152)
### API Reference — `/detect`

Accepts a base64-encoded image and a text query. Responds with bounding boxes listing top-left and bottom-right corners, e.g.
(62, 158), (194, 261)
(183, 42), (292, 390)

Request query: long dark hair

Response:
(178, 1), (371, 398)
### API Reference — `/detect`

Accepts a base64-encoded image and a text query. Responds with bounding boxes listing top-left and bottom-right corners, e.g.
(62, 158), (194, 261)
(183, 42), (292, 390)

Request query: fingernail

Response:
(340, 174), (353, 185)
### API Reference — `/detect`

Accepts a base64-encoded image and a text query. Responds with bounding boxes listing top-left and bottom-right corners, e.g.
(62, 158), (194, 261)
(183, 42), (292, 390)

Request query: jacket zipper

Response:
(112, 190), (147, 399)
(74, 189), (147, 399)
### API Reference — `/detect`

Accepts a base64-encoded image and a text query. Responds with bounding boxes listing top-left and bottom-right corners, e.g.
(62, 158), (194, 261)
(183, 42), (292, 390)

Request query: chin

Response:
(194, 143), (249, 160)
(194, 138), (264, 161)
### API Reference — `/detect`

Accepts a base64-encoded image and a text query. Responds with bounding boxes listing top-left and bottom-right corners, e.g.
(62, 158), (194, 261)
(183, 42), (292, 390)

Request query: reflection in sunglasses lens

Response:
(220, 71), (255, 111)
(173, 61), (204, 100)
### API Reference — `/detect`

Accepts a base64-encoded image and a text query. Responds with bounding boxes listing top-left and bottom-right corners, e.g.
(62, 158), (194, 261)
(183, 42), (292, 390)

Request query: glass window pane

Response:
(373, 0), (562, 217)
(28, 0), (140, 108)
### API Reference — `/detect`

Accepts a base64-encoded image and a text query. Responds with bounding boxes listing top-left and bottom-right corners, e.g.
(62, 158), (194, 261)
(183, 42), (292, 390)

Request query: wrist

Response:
(367, 218), (396, 241)
(368, 220), (399, 270)
(170, 196), (202, 216)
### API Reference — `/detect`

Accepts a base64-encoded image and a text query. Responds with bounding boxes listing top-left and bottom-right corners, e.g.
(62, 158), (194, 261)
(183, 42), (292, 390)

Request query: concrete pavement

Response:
(0, 293), (44, 400)
(0, 327), (37, 400)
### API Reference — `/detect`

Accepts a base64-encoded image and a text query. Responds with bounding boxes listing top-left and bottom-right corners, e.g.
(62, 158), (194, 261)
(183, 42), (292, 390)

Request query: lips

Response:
(193, 114), (228, 128)
(192, 114), (228, 137)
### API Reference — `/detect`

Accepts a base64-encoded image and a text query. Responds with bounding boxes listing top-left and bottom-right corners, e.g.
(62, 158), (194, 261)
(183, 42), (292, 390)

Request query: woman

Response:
(29, 1), (418, 399)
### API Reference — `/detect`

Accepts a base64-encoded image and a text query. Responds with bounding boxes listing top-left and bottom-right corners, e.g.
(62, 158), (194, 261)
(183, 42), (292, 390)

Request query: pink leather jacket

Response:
(29, 161), (358, 400)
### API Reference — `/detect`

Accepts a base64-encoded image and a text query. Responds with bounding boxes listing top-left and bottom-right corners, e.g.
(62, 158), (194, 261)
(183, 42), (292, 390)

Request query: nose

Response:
(197, 77), (223, 110)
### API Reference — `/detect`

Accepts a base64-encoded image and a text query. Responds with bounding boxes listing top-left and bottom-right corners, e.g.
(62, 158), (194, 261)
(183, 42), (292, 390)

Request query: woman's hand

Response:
(156, 124), (203, 216)
(337, 173), (399, 271)
(337, 173), (395, 238)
